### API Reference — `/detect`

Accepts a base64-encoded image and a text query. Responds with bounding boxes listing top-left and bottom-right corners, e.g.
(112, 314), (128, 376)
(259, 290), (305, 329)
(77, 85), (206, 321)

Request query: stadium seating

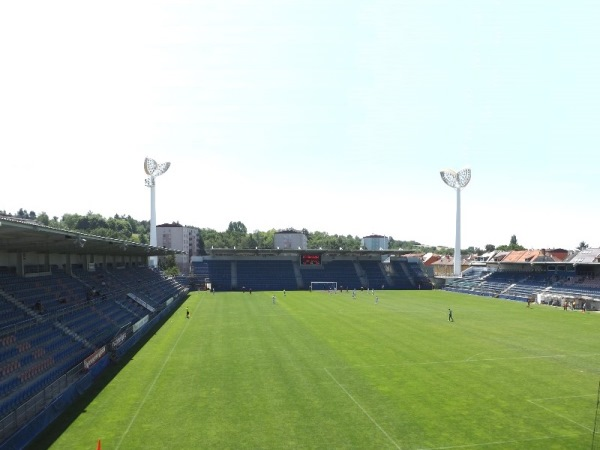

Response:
(444, 269), (600, 308)
(388, 261), (426, 289)
(0, 267), (188, 428)
(236, 260), (297, 291)
(205, 261), (233, 291)
(358, 260), (390, 289)
(194, 257), (430, 291)
(300, 260), (362, 290)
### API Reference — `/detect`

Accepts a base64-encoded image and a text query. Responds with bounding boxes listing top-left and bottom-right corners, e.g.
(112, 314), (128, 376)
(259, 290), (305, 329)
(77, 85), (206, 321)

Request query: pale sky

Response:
(1, 1), (599, 250)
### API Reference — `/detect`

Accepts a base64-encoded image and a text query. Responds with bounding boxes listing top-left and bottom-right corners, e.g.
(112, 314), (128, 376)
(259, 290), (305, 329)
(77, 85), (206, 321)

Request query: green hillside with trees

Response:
(1, 208), (534, 255)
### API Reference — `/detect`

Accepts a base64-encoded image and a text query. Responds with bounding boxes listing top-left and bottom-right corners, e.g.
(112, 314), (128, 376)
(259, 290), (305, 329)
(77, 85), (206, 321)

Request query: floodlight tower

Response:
(440, 168), (471, 277)
(144, 157), (171, 268)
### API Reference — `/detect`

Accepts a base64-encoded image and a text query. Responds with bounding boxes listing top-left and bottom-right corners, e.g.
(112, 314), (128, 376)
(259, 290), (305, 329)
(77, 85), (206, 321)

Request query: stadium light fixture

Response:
(440, 168), (471, 277)
(144, 157), (171, 268)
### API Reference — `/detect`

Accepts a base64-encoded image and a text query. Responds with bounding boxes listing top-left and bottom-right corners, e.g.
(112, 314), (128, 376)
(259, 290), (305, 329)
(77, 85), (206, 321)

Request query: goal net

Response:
(310, 281), (337, 291)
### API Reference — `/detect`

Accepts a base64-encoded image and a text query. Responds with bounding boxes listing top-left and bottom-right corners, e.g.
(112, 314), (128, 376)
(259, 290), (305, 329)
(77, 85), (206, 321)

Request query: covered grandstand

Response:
(443, 248), (600, 310)
(0, 217), (188, 449)
(189, 248), (434, 292)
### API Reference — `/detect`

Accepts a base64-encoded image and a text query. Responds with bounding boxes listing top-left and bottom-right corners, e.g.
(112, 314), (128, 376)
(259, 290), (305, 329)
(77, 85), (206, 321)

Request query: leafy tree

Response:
(496, 235), (526, 251)
(159, 254), (179, 276)
(227, 221), (247, 234)
(388, 238), (427, 251)
(200, 228), (228, 249)
(37, 212), (50, 226)
(485, 244), (495, 253)
(197, 231), (206, 255)
(578, 241), (589, 250)
(107, 217), (133, 238)
(61, 213), (82, 230)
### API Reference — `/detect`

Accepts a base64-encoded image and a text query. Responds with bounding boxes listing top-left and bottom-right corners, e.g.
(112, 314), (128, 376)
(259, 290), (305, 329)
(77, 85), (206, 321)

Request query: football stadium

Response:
(1, 215), (600, 449)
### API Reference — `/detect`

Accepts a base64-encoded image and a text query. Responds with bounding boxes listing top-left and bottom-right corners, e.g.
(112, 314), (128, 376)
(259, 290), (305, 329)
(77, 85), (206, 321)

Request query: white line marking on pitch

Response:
(115, 302), (198, 449)
(527, 399), (594, 433)
(330, 353), (572, 370)
(531, 394), (595, 401)
(415, 432), (585, 449)
(324, 367), (402, 450)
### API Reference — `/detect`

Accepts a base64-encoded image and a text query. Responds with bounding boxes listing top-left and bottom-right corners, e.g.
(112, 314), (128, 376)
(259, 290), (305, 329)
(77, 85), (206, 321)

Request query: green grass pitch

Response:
(38, 289), (600, 449)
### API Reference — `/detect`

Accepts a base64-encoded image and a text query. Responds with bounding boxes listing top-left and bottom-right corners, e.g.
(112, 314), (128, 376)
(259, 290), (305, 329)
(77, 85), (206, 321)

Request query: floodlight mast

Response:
(144, 157), (171, 268)
(440, 168), (471, 277)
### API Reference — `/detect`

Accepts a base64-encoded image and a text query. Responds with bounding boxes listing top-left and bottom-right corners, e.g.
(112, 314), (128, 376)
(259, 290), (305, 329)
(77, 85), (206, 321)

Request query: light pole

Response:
(144, 157), (171, 268)
(440, 168), (471, 277)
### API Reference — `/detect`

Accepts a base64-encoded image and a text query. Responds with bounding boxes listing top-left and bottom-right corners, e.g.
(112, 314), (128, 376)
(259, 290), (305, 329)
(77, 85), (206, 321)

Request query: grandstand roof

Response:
(0, 216), (182, 257)
(206, 248), (412, 258)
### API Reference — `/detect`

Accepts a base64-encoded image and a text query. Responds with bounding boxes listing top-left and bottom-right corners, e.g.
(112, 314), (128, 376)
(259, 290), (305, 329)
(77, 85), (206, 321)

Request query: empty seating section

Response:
(444, 270), (600, 305)
(0, 270), (89, 315)
(359, 261), (389, 289)
(190, 261), (210, 286)
(196, 258), (429, 291)
(406, 261), (434, 289)
(236, 260), (297, 291)
(0, 267), (187, 421)
(191, 262), (210, 280)
(550, 275), (600, 297)
(0, 301), (28, 329)
(206, 261), (233, 291)
(0, 321), (89, 418)
(300, 260), (362, 289)
(102, 268), (184, 308)
(446, 271), (521, 298)
(389, 261), (419, 289)
(74, 267), (186, 309)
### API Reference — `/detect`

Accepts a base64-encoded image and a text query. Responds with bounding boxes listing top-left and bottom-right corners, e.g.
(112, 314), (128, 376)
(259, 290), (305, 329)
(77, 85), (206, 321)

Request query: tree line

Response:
(2, 209), (568, 255)
(2, 209), (150, 243)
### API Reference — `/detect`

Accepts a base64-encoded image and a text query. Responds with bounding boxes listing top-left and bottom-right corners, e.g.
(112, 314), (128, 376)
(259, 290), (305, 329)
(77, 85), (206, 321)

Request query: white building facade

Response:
(156, 223), (200, 273)
(274, 230), (308, 250)
(361, 234), (389, 251)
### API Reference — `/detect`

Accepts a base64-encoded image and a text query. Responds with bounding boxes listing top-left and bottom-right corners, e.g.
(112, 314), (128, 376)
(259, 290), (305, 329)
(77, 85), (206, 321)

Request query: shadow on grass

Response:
(25, 299), (185, 450)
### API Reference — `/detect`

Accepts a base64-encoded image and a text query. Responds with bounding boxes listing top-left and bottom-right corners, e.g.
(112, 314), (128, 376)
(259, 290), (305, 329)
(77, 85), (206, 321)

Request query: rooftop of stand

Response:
(0, 216), (183, 257)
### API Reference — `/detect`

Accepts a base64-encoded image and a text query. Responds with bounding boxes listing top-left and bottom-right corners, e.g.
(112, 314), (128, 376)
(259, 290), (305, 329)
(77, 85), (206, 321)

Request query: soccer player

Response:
(448, 308), (454, 322)
(375, 296), (379, 304)
(272, 295), (276, 304)
(186, 307), (190, 319)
